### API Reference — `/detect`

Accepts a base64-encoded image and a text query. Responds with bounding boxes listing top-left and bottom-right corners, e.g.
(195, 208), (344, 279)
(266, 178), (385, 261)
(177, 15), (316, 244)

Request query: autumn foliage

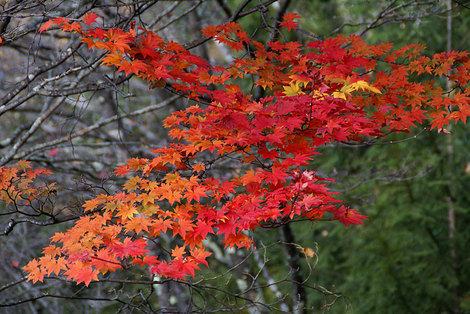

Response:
(1, 13), (468, 286)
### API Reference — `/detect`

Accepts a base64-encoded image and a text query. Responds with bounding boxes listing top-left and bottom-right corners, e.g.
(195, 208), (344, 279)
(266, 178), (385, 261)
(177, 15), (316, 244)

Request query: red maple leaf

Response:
(114, 164), (130, 176)
(333, 206), (367, 227)
(110, 238), (149, 258)
(39, 20), (54, 33)
(201, 24), (220, 38)
(82, 12), (100, 26)
(193, 220), (213, 239)
(173, 219), (194, 238)
(263, 166), (288, 185)
(280, 13), (300, 31)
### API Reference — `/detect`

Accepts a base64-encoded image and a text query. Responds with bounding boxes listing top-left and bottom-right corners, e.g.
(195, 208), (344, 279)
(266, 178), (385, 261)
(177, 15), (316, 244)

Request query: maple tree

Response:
(1, 7), (470, 306)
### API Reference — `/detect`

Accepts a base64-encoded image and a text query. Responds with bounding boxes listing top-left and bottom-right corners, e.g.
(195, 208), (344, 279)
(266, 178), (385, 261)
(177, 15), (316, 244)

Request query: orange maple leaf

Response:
(171, 246), (186, 259)
(123, 215), (150, 234)
(39, 20), (54, 33)
(64, 262), (99, 286)
(23, 259), (44, 283)
(186, 184), (206, 202)
(190, 247), (212, 267)
(116, 204), (138, 220)
(91, 249), (121, 274)
(101, 51), (123, 66)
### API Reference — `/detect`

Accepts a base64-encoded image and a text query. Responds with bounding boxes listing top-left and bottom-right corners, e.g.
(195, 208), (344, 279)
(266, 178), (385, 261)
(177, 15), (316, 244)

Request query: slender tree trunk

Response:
(445, 1), (459, 312)
(281, 224), (307, 313)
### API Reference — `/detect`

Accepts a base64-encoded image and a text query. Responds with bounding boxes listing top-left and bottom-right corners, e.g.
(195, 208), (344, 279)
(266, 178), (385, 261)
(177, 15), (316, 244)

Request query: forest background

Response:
(0, 0), (469, 313)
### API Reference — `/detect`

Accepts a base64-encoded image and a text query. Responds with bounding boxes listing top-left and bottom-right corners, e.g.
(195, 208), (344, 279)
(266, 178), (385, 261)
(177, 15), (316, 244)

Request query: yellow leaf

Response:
(332, 91), (347, 100)
(341, 80), (381, 95)
(283, 81), (305, 96)
(123, 176), (141, 191)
